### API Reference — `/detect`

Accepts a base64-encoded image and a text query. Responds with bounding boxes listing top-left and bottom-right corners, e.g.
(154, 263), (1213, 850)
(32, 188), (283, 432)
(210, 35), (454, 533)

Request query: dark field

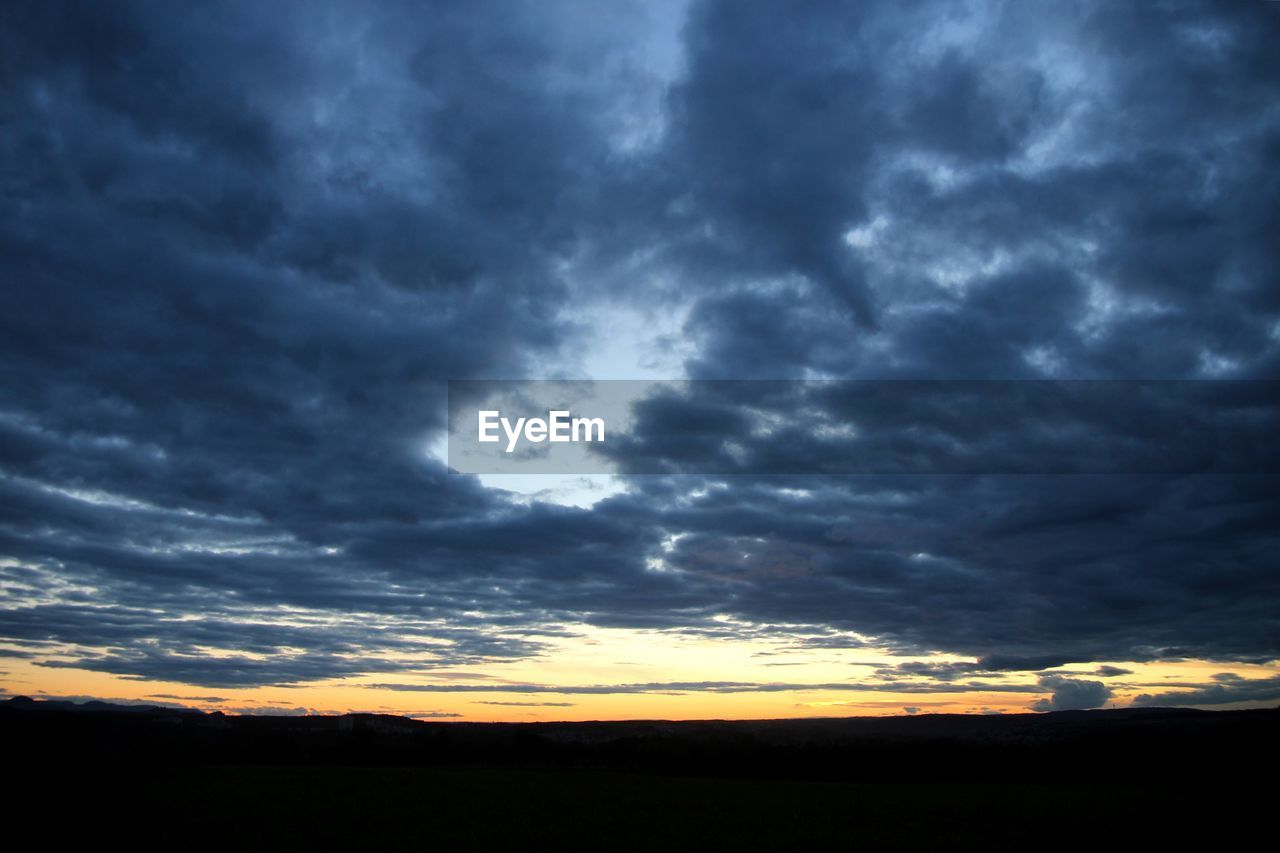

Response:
(5, 700), (1274, 849)
(22, 765), (1267, 849)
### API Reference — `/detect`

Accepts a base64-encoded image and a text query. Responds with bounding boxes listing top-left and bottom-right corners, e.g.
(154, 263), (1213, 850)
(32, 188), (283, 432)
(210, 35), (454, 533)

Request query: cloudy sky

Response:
(2, 0), (1278, 719)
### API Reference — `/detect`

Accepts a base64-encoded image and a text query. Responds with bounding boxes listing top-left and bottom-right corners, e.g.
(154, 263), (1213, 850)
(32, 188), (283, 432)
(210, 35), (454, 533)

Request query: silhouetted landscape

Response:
(5, 697), (1275, 848)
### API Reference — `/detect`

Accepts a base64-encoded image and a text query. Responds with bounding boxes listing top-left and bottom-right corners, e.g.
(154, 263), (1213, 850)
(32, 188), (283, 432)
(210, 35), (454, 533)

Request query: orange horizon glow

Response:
(4, 625), (1276, 722)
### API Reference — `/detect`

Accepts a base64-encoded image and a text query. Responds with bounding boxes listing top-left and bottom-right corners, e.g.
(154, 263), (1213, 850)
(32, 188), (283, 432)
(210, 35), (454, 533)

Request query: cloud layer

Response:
(2, 1), (1277, 704)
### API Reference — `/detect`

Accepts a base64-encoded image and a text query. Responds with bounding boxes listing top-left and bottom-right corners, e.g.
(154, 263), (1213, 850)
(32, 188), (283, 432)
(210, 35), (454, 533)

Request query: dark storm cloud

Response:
(592, 380), (1280, 475)
(578, 471), (1279, 673)
(664, 0), (1280, 380)
(2, 0), (1278, 693)
(0, 0), (679, 677)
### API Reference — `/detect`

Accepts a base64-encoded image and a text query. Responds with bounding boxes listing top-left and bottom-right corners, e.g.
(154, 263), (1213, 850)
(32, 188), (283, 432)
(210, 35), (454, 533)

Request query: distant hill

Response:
(2, 695), (205, 715)
(3, 695), (1276, 782)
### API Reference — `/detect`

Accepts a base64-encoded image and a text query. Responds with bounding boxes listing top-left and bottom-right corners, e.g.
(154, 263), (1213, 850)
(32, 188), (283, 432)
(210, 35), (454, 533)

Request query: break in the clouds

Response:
(1, 1), (1278, 709)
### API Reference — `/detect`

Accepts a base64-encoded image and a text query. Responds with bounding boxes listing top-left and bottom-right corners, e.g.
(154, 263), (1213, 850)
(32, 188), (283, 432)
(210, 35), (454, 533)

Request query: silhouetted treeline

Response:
(3, 697), (1275, 783)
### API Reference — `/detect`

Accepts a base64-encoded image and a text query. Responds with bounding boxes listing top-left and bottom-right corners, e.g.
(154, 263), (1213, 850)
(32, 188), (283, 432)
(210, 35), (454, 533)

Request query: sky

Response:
(1, 0), (1278, 721)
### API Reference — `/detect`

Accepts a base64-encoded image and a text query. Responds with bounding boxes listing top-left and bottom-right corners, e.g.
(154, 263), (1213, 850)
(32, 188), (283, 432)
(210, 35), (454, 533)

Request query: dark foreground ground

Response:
(29, 764), (1271, 850)
(4, 698), (1275, 849)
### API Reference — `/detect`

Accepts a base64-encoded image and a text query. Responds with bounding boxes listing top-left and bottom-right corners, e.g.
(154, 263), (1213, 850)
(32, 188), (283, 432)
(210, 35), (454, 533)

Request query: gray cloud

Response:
(1031, 676), (1113, 712)
(1131, 675), (1280, 708)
